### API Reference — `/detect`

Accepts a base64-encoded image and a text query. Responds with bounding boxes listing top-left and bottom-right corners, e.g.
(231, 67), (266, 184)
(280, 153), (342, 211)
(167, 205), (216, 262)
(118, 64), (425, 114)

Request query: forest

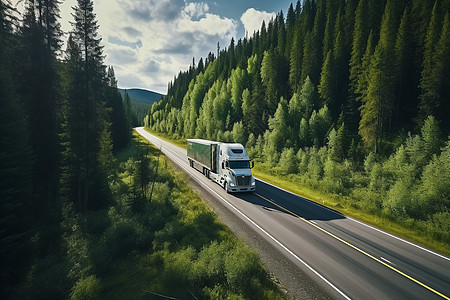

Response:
(145, 0), (450, 248)
(1, 0), (287, 299)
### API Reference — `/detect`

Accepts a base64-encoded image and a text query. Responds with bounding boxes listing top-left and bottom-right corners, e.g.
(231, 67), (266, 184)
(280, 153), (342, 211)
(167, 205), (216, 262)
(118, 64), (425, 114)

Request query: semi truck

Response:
(187, 139), (256, 193)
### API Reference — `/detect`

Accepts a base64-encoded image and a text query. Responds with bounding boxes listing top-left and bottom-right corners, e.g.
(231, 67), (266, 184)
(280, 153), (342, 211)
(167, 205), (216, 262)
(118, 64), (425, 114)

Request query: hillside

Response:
(145, 0), (450, 250)
(118, 88), (164, 104)
(119, 88), (164, 125)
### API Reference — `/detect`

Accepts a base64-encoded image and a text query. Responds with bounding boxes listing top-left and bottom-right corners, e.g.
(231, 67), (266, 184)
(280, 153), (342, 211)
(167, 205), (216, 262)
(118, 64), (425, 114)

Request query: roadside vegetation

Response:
(145, 126), (450, 257)
(11, 133), (286, 299)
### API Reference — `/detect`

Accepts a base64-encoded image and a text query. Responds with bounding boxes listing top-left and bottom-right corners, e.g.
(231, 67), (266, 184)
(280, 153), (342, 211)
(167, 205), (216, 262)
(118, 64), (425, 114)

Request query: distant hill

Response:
(118, 88), (165, 125)
(118, 88), (164, 105)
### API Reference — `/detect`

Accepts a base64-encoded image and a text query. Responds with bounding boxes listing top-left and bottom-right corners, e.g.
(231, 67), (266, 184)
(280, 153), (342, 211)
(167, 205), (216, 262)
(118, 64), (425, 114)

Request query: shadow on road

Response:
(233, 180), (345, 222)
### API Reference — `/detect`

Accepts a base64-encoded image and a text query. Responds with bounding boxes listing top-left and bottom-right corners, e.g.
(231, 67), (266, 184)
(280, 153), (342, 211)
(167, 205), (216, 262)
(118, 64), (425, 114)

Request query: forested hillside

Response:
(145, 0), (450, 245)
(118, 88), (164, 126)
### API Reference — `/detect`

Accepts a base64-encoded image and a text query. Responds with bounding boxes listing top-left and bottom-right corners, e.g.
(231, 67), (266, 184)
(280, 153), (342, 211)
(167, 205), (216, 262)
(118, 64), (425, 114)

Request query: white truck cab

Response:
(217, 143), (255, 192)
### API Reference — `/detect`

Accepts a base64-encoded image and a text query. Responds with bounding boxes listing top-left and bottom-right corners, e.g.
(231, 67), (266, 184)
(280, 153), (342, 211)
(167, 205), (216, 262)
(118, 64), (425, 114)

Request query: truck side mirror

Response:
(251, 161), (254, 169)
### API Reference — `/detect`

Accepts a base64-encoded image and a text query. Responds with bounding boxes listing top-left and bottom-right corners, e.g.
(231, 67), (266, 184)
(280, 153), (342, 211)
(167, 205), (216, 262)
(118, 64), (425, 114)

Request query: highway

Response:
(136, 127), (450, 300)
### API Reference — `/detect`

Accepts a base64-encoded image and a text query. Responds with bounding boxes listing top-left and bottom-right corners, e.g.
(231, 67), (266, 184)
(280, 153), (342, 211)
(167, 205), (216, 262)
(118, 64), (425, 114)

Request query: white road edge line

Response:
(255, 177), (450, 262)
(136, 128), (351, 300)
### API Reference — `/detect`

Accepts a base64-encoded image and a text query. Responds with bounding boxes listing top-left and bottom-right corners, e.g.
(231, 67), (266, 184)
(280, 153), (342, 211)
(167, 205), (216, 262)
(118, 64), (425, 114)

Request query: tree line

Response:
(0, 0), (132, 297)
(145, 0), (450, 243)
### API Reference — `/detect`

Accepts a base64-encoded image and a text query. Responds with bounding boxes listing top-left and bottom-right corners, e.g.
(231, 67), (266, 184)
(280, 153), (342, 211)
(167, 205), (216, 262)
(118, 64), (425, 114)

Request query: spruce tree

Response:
(0, 1), (34, 294)
(289, 26), (304, 91)
(358, 1), (400, 154)
(106, 66), (130, 151)
(419, 7), (450, 131)
(394, 8), (416, 131)
(18, 0), (62, 220)
(61, 0), (110, 210)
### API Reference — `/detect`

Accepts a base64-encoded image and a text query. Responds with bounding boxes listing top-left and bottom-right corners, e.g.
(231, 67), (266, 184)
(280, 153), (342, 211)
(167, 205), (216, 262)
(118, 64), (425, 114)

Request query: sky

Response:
(18, 0), (295, 94)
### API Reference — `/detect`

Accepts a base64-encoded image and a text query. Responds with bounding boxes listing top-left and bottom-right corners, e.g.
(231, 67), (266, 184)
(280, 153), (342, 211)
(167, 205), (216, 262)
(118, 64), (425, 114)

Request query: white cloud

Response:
(18, 0), (240, 94)
(240, 8), (275, 36)
(91, 0), (238, 93)
(183, 2), (209, 19)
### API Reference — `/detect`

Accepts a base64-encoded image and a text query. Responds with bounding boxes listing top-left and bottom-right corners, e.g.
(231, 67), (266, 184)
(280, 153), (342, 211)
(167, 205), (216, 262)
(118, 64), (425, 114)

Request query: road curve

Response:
(136, 127), (450, 300)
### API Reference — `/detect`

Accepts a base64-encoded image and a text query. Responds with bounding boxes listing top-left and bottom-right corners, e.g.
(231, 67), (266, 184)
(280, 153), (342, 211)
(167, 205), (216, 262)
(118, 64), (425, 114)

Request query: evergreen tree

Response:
(346, 0), (370, 135)
(261, 49), (279, 115)
(106, 66), (130, 151)
(18, 0), (62, 224)
(60, 0), (110, 210)
(289, 26), (304, 91)
(299, 76), (319, 118)
(394, 8), (416, 131)
(301, 0), (326, 85)
(319, 50), (335, 109)
(419, 10), (450, 131)
(0, 2), (34, 295)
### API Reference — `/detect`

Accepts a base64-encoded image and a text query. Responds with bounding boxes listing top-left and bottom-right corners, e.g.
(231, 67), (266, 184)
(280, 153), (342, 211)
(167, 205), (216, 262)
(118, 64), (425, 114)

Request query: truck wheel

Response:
(224, 182), (229, 193)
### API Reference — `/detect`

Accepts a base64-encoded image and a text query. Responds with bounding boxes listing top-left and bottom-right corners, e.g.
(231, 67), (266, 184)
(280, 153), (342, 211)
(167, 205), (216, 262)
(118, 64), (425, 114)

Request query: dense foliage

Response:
(146, 0), (450, 243)
(0, 0), (131, 297)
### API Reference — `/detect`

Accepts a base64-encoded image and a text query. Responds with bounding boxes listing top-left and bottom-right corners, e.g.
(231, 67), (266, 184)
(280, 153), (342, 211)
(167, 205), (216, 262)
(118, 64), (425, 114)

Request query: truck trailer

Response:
(187, 139), (256, 192)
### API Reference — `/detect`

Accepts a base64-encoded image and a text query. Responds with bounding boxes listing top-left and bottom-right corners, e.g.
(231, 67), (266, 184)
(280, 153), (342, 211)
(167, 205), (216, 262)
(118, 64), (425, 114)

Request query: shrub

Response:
(225, 246), (264, 297)
(70, 275), (101, 300)
(279, 148), (298, 174)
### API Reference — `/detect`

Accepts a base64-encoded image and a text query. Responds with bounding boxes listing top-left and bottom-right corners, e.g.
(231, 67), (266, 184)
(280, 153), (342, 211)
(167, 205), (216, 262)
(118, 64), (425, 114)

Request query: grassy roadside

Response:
(142, 128), (450, 257)
(99, 131), (287, 299)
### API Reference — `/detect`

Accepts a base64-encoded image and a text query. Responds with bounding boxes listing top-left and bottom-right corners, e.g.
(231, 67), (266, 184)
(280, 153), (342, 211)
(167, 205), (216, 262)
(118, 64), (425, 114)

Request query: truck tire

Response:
(224, 182), (229, 193)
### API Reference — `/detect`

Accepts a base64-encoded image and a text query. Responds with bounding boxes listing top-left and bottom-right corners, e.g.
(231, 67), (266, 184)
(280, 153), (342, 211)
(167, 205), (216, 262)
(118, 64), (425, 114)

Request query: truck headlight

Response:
(251, 180), (256, 186)
(229, 182), (236, 187)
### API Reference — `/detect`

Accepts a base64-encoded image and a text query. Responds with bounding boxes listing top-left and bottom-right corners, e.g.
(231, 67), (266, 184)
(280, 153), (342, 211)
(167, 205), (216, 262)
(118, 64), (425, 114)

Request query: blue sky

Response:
(21, 0), (296, 94)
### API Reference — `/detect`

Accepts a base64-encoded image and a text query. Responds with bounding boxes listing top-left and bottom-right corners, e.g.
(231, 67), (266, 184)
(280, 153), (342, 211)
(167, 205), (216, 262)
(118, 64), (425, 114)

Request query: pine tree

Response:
(18, 0), (63, 220)
(261, 49), (279, 115)
(348, 0), (369, 103)
(289, 26), (303, 91)
(267, 97), (290, 154)
(359, 0), (395, 152)
(0, 2), (35, 294)
(301, 0), (326, 85)
(319, 50), (334, 109)
(419, 8), (450, 131)
(106, 66), (130, 151)
(61, 0), (110, 210)
(394, 8), (416, 131)
(299, 76), (319, 118)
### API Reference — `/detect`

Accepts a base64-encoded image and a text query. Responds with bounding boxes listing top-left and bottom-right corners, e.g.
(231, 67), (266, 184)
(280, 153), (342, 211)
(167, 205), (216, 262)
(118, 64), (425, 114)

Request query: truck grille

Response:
(237, 175), (251, 186)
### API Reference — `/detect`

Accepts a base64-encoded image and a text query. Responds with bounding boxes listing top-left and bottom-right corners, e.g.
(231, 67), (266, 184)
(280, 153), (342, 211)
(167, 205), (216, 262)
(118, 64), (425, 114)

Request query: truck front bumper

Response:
(229, 186), (255, 192)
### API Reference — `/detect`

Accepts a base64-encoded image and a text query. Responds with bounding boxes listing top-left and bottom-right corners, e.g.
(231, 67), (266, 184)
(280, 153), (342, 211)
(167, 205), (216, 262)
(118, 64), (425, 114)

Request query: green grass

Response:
(142, 128), (450, 257)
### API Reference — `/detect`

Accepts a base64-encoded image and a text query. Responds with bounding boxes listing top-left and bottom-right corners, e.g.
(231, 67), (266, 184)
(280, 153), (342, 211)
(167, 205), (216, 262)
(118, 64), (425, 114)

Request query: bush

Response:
(70, 275), (101, 300)
(428, 212), (450, 243)
(225, 246), (264, 298)
(279, 148), (298, 174)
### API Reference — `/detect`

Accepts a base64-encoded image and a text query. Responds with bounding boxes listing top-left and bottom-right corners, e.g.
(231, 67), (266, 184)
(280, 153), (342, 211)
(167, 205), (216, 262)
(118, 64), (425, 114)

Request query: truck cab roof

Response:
(220, 143), (249, 160)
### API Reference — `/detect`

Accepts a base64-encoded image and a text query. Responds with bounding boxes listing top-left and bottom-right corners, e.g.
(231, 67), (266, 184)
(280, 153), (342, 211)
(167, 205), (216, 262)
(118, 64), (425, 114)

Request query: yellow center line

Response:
(254, 192), (450, 300)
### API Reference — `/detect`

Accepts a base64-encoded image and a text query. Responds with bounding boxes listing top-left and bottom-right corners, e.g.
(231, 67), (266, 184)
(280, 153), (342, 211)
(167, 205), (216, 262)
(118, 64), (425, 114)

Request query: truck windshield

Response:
(229, 160), (250, 169)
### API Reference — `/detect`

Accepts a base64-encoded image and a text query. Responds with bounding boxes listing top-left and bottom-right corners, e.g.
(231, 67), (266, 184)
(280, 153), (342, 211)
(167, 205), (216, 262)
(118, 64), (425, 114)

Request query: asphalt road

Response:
(136, 127), (450, 300)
